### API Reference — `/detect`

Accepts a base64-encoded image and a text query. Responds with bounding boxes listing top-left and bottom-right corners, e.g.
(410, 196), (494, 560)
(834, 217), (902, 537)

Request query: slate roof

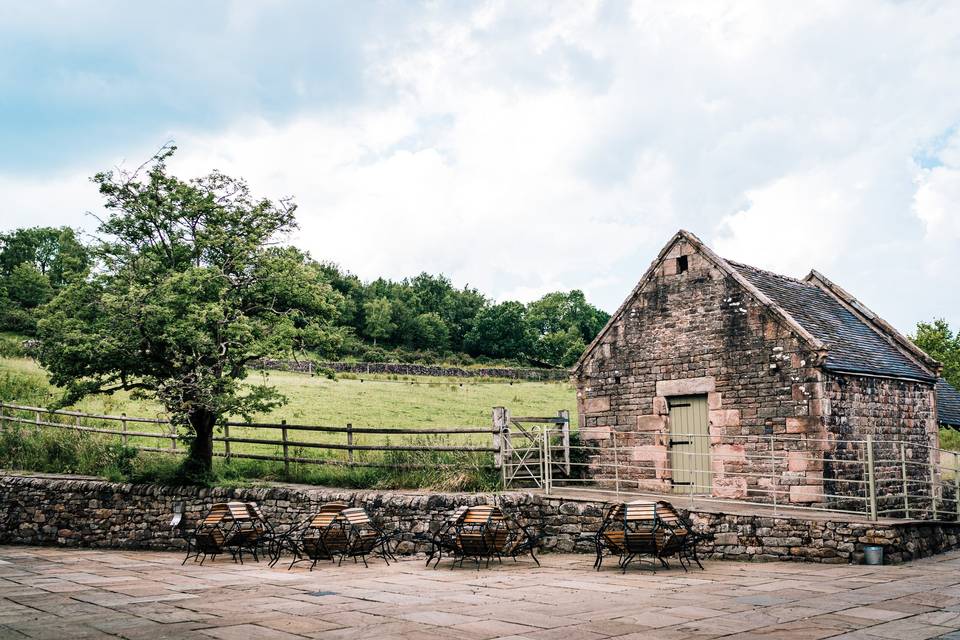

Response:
(727, 260), (935, 383)
(938, 378), (960, 427)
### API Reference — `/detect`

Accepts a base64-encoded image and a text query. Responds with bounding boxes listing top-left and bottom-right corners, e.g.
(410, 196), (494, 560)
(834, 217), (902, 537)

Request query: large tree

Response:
(35, 146), (340, 477)
(525, 290), (609, 367)
(912, 319), (960, 388)
(464, 301), (533, 359)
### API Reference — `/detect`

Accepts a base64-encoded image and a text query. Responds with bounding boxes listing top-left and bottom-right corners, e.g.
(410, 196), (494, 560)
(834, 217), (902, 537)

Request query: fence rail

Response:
(514, 425), (960, 522)
(0, 401), (503, 471)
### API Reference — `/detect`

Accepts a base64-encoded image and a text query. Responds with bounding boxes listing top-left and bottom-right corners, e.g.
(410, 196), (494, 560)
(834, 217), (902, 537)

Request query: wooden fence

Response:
(0, 401), (504, 472)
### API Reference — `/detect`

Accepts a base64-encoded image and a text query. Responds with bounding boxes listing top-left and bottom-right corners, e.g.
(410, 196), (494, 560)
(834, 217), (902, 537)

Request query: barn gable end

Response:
(572, 231), (832, 500)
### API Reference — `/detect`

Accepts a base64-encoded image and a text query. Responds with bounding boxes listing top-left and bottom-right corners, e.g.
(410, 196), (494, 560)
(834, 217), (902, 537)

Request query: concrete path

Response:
(2, 546), (960, 639)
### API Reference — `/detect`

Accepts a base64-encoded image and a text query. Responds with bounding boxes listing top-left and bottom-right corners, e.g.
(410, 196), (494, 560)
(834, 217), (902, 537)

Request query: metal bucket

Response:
(863, 545), (883, 565)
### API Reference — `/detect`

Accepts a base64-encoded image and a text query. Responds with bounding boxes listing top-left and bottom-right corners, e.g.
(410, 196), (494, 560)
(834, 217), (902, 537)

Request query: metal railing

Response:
(509, 427), (959, 522)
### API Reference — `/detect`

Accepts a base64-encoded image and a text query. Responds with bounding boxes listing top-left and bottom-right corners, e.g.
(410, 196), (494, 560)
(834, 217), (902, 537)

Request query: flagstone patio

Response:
(2, 545), (960, 639)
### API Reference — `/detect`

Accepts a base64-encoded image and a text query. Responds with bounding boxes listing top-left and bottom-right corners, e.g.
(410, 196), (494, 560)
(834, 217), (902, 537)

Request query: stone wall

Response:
(824, 373), (939, 515)
(3, 475), (960, 565)
(573, 237), (827, 503)
(252, 360), (567, 381)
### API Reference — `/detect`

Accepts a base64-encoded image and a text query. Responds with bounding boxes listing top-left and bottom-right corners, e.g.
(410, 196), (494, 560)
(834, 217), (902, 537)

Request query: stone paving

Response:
(2, 546), (960, 640)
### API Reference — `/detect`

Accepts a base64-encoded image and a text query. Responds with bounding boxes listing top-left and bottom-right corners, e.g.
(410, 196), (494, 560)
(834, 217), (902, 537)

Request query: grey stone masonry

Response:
(2, 474), (959, 564)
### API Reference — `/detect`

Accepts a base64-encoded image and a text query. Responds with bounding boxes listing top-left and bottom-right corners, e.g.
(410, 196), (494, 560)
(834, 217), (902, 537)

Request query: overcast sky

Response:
(1, 1), (958, 333)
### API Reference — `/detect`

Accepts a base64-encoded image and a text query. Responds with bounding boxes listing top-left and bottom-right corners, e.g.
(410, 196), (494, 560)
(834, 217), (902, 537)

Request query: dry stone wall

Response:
(2, 475), (959, 565)
(253, 360), (567, 381)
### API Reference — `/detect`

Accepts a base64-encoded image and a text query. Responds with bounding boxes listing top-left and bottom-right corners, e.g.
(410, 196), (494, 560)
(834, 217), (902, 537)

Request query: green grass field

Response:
(0, 356), (576, 427)
(0, 356), (577, 488)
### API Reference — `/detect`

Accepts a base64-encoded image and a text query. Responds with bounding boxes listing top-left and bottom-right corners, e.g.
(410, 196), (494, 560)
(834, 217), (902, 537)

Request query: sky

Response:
(1, 1), (958, 334)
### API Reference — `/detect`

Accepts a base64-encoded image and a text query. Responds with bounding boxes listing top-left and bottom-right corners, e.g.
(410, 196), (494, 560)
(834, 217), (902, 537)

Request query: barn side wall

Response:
(824, 373), (939, 516)
(573, 238), (830, 504)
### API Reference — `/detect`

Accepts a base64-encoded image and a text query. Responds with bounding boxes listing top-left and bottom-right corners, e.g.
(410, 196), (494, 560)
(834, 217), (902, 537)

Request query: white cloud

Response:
(2, 1), (960, 332)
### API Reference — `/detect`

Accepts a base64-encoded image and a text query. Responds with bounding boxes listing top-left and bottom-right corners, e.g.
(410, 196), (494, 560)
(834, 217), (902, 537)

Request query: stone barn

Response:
(573, 230), (949, 511)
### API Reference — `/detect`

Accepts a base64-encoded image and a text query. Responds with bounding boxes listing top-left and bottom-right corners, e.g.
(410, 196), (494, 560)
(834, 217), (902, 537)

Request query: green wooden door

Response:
(668, 395), (711, 494)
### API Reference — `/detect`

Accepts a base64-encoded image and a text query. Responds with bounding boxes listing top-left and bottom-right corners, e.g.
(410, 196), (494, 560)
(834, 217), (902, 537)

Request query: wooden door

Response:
(668, 395), (710, 494)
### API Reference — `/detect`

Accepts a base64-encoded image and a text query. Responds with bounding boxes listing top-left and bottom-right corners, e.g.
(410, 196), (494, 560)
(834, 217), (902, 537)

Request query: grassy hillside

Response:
(0, 355), (577, 489)
(0, 357), (576, 427)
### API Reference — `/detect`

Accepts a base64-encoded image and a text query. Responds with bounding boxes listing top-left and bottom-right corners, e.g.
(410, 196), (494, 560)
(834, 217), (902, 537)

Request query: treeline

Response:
(0, 226), (608, 368)
(0, 227), (89, 334)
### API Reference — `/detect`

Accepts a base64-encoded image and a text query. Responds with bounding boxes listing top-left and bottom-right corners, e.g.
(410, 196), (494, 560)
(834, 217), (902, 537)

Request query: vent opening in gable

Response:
(677, 256), (688, 273)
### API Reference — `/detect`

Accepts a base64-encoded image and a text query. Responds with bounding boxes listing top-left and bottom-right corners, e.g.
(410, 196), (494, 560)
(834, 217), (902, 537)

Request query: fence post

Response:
(866, 435), (877, 521)
(932, 455), (938, 521)
(34, 408), (40, 434)
(612, 430), (621, 500)
(121, 413), (128, 447)
(346, 423), (354, 464)
(0, 401), (5, 433)
(901, 442), (909, 519)
(542, 428), (552, 495)
(493, 407), (509, 488)
(282, 419), (290, 476)
(559, 409), (570, 476)
(492, 407), (507, 470)
(954, 453), (959, 521)
(224, 423), (231, 458)
(170, 423), (177, 450)
(770, 432), (777, 515)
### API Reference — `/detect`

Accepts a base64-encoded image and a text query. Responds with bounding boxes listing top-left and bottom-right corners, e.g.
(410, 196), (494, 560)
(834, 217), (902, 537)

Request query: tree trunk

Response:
(186, 408), (216, 476)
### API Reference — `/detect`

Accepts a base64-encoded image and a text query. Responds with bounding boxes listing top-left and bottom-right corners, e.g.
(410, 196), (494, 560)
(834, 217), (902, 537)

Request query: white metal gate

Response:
(496, 408), (568, 492)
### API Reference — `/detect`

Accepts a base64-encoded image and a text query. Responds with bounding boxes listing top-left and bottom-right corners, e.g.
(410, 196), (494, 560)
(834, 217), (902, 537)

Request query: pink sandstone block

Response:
(786, 416), (820, 434)
(636, 415), (666, 431)
(652, 396), (668, 415)
(709, 409), (741, 428)
(631, 445), (667, 464)
(583, 396), (610, 413)
(707, 392), (722, 410)
(786, 451), (810, 472)
(580, 426), (611, 441)
(790, 485), (825, 503)
(713, 477), (747, 499)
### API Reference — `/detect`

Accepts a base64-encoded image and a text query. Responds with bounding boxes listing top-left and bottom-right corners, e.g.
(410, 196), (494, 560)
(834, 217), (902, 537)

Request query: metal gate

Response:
(497, 408), (569, 491)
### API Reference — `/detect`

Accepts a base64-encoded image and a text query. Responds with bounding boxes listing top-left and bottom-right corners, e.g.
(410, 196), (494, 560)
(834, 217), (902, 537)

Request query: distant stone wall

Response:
(252, 360), (568, 381)
(2, 474), (959, 564)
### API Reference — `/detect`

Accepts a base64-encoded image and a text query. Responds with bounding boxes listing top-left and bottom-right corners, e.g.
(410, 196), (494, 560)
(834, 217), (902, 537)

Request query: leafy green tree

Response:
(464, 301), (533, 359)
(412, 311), (450, 351)
(408, 272), (453, 314)
(363, 297), (395, 346)
(912, 319), (960, 388)
(525, 290), (608, 366)
(0, 226), (89, 288)
(35, 146), (340, 477)
(526, 290), (609, 339)
(441, 286), (487, 353)
(535, 325), (587, 367)
(6, 263), (53, 309)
